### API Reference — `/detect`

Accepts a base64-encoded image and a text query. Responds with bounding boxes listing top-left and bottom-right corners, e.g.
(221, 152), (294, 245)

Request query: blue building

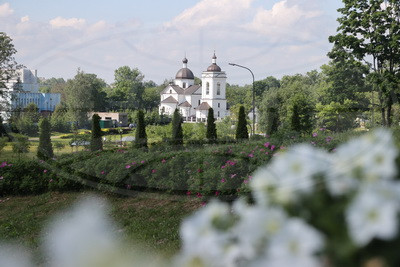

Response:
(1, 68), (61, 120)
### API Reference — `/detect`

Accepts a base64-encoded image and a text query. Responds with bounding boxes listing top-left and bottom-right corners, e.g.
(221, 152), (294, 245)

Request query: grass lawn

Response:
(0, 191), (202, 262)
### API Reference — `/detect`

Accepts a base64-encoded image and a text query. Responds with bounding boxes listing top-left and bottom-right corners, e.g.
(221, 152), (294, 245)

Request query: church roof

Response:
(184, 84), (201, 95)
(161, 96), (178, 104)
(176, 68), (195, 79)
(196, 102), (211, 110)
(207, 64), (222, 72)
(178, 101), (192, 107)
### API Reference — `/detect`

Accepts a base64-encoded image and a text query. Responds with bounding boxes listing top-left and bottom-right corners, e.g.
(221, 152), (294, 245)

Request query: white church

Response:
(159, 53), (228, 122)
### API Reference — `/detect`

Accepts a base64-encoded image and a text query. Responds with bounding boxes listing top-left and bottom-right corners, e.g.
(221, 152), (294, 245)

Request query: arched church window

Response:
(183, 82), (186, 88)
(206, 82), (210, 95)
(217, 83), (221, 95)
(169, 90), (172, 94)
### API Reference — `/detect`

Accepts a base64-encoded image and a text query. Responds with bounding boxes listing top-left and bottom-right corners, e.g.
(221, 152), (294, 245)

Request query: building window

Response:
(206, 82), (210, 95)
(183, 82), (186, 88)
(218, 103), (220, 108)
(217, 83), (221, 95)
(169, 90), (172, 94)
(218, 111), (220, 117)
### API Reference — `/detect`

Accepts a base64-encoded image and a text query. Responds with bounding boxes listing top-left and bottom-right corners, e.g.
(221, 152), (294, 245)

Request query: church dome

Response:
(207, 63), (221, 72)
(176, 57), (194, 79)
(206, 52), (222, 72)
(176, 68), (194, 79)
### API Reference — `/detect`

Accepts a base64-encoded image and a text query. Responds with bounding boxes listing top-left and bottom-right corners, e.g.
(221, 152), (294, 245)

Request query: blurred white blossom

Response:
(251, 144), (329, 205)
(346, 184), (399, 246)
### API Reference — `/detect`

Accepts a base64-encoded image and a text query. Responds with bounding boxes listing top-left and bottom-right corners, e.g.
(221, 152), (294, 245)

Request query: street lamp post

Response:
(229, 63), (255, 136)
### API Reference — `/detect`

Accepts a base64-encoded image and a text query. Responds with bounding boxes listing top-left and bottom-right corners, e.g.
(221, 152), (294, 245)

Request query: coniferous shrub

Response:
(90, 114), (103, 151)
(206, 108), (217, 142)
(135, 110), (147, 148)
(37, 117), (54, 160)
(171, 109), (183, 146)
(236, 106), (249, 140)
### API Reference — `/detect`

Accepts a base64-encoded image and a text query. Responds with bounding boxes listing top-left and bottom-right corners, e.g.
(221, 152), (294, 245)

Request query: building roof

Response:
(196, 102), (211, 110)
(161, 85), (184, 94)
(184, 84), (201, 95)
(176, 68), (194, 79)
(178, 101), (192, 107)
(207, 63), (222, 72)
(161, 96), (178, 104)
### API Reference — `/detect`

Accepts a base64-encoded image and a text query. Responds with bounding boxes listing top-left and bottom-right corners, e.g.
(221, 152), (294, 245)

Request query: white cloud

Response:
(245, 0), (323, 40)
(164, 0), (253, 30)
(20, 16), (29, 23)
(0, 2), (14, 17)
(50, 17), (87, 29)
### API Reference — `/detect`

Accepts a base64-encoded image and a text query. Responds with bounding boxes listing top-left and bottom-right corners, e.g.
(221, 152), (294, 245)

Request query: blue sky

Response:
(1, 0), (344, 85)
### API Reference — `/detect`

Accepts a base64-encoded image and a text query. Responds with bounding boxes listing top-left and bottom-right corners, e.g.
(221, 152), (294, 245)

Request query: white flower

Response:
(251, 144), (329, 205)
(179, 200), (234, 266)
(327, 129), (397, 196)
(346, 185), (398, 246)
(231, 200), (287, 260)
(267, 218), (324, 258)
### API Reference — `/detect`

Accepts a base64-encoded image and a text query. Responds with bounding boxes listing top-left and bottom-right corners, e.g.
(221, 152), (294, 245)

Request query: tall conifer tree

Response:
(206, 108), (217, 141)
(37, 117), (54, 160)
(90, 114), (103, 151)
(236, 105), (248, 140)
(171, 109), (183, 146)
(135, 110), (147, 148)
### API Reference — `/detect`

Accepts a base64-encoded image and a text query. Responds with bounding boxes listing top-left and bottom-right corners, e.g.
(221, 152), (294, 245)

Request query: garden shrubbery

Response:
(0, 129), (369, 197)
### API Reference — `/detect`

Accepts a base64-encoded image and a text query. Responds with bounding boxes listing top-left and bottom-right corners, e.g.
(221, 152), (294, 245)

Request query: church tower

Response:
(200, 53), (227, 119)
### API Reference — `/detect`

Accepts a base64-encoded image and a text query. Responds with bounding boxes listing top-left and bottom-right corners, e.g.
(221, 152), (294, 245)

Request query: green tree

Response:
(236, 106), (248, 140)
(329, 0), (400, 126)
(107, 66), (145, 110)
(288, 93), (315, 134)
(65, 70), (107, 128)
(11, 134), (30, 160)
(206, 108), (217, 141)
(316, 57), (370, 131)
(90, 114), (103, 151)
(0, 32), (22, 103)
(51, 103), (70, 133)
(171, 109), (183, 145)
(135, 110), (147, 148)
(37, 117), (54, 160)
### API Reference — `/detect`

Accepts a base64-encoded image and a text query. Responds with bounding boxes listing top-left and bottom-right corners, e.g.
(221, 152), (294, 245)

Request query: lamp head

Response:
(229, 63), (236, 66)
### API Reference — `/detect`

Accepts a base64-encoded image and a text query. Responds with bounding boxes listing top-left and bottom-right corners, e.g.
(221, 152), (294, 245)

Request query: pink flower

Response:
(197, 168), (203, 173)
(201, 201), (207, 206)
(221, 165), (226, 169)
(131, 162), (136, 165)
(141, 160), (145, 164)
(196, 192), (203, 198)
(161, 159), (166, 163)
(228, 160), (236, 166)
(186, 191), (191, 196)
(248, 153), (254, 158)
(265, 151), (269, 155)
(221, 178), (226, 183)
(0, 176), (3, 180)
(215, 191), (220, 196)
(43, 169), (48, 173)
(312, 132), (318, 137)
(49, 179), (53, 183)
(126, 184), (132, 189)
(0, 162), (6, 168)
(280, 146), (285, 150)
(7, 164), (12, 167)
(325, 136), (333, 143)
(270, 145), (276, 151)
(101, 171), (105, 175)
(125, 165), (131, 169)
(264, 142), (270, 148)
(243, 179), (249, 184)
(311, 141), (316, 146)
(231, 174), (237, 178)
(152, 169), (157, 173)
(260, 148), (265, 152)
